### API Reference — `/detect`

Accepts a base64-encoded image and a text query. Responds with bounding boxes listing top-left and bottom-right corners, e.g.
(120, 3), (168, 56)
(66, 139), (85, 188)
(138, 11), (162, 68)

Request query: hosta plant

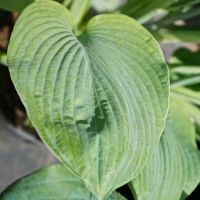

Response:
(0, 0), (199, 200)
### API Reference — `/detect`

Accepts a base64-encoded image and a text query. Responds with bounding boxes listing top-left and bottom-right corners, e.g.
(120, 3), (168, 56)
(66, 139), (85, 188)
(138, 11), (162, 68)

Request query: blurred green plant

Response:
(0, 51), (7, 66)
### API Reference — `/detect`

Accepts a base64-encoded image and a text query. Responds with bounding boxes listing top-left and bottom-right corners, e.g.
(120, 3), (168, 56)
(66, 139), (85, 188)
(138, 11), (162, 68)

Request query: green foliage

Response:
(169, 48), (200, 106)
(70, 0), (91, 28)
(171, 48), (200, 65)
(0, 51), (7, 66)
(169, 48), (200, 142)
(155, 26), (200, 43)
(92, 0), (124, 12)
(120, 0), (175, 19)
(7, 0), (169, 198)
(0, 0), (200, 199)
(130, 98), (200, 200)
(0, 0), (33, 12)
(0, 164), (126, 200)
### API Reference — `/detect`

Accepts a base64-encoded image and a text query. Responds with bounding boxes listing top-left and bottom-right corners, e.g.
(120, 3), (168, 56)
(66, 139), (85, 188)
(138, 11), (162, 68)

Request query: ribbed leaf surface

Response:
(8, 0), (169, 198)
(130, 98), (200, 200)
(0, 164), (126, 200)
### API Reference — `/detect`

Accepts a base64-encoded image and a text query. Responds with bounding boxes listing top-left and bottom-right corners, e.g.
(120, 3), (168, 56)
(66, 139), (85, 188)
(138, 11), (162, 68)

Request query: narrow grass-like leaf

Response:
(120, 0), (175, 19)
(70, 0), (91, 28)
(156, 6), (200, 27)
(170, 66), (200, 75)
(62, 0), (72, 6)
(155, 26), (200, 43)
(130, 98), (200, 200)
(0, 164), (126, 200)
(171, 76), (200, 88)
(171, 87), (200, 106)
(169, 48), (200, 90)
(169, 0), (200, 10)
(7, 0), (169, 198)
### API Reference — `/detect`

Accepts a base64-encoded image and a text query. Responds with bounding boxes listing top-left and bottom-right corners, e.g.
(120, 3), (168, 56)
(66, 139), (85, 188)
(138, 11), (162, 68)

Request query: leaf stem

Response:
(170, 66), (200, 75)
(70, 0), (91, 33)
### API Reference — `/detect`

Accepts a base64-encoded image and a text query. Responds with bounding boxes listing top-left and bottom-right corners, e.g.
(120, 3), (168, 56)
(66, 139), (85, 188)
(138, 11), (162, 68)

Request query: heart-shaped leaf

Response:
(130, 98), (200, 200)
(8, 0), (169, 198)
(0, 164), (126, 200)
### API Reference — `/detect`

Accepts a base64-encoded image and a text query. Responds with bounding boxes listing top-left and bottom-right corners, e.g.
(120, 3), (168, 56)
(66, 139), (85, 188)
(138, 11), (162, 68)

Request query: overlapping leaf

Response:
(130, 98), (200, 200)
(8, 0), (169, 198)
(0, 164), (126, 200)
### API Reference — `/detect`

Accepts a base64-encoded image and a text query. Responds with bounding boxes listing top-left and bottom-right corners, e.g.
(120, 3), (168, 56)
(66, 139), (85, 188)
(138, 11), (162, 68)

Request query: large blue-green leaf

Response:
(130, 98), (200, 200)
(0, 164), (126, 200)
(7, 0), (169, 198)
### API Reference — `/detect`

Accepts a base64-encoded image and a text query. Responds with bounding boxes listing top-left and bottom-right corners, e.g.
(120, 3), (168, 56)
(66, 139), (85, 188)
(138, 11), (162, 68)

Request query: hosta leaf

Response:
(0, 164), (126, 200)
(130, 98), (200, 200)
(0, 0), (33, 12)
(7, 0), (169, 198)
